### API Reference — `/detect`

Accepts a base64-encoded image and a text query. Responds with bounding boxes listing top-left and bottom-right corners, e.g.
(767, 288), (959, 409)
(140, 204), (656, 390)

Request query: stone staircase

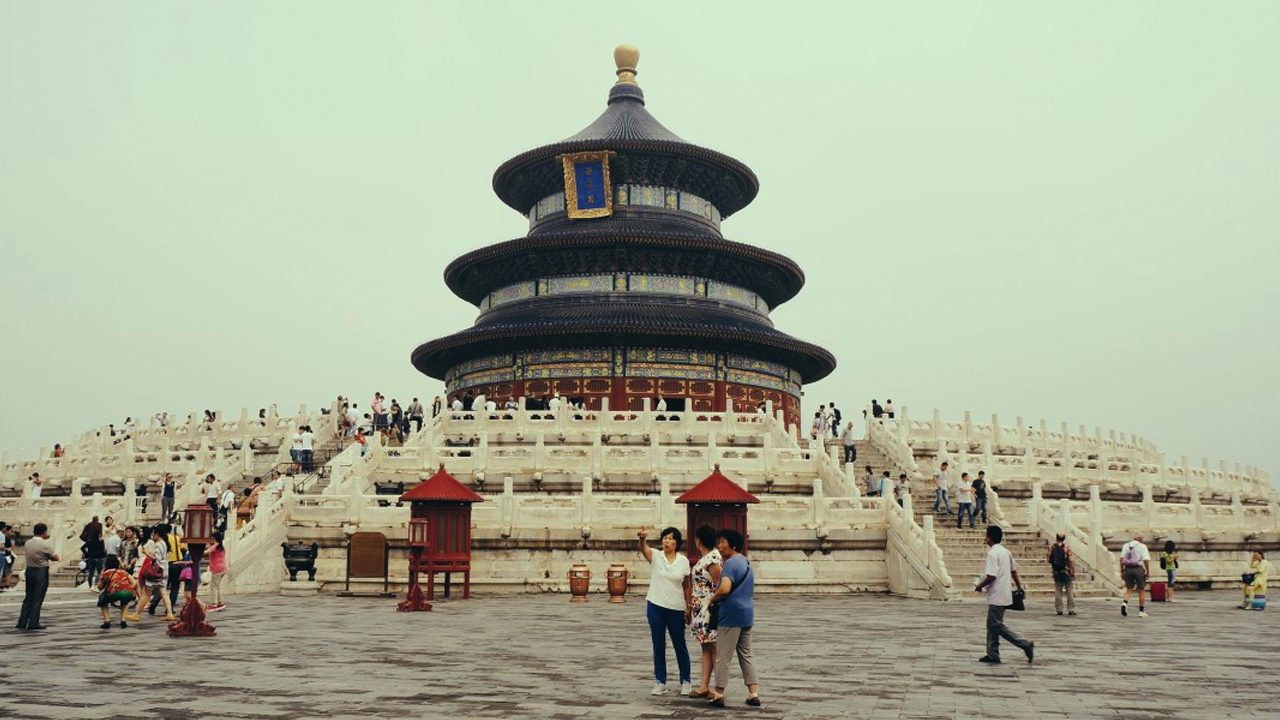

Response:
(828, 439), (898, 493)
(925, 525), (1114, 599)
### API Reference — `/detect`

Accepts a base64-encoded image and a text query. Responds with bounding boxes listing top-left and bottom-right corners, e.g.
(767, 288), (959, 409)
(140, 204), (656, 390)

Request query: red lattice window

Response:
(585, 379), (611, 393)
(626, 379), (654, 393)
(527, 381), (550, 395)
(659, 380), (684, 395)
(748, 388), (765, 402)
(555, 379), (579, 394)
(689, 381), (714, 396)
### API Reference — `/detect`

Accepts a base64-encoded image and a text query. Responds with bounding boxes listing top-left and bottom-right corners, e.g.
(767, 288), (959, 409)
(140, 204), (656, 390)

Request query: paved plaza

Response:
(0, 587), (1272, 719)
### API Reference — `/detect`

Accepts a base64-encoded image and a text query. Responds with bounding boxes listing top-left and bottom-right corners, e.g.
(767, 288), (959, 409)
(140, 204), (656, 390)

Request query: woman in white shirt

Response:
(638, 526), (693, 697)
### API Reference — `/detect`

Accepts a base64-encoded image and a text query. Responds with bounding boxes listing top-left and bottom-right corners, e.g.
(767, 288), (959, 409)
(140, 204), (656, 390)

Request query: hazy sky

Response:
(2, 4), (1277, 481)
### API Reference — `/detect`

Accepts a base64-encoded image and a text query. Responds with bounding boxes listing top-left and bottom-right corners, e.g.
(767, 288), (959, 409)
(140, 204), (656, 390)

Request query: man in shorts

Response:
(1119, 533), (1151, 618)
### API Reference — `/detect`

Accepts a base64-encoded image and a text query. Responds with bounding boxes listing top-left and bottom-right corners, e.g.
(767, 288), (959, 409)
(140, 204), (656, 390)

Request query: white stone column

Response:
(812, 477), (825, 526)
(1029, 481), (1043, 529)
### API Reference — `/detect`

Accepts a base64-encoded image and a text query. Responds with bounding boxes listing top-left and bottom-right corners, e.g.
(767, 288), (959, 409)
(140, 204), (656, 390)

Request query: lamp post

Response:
(168, 502), (216, 637)
(397, 516), (433, 612)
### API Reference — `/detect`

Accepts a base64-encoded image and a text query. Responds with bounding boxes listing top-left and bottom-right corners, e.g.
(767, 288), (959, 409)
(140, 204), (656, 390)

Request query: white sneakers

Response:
(651, 683), (667, 696)
(680, 682), (693, 696)
(1138, 611), (1148, 618)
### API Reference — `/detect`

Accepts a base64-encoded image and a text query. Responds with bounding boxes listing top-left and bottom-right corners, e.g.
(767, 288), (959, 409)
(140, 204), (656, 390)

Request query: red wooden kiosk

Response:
(675, 464), (759, 563)
(398, 464), (484, 612)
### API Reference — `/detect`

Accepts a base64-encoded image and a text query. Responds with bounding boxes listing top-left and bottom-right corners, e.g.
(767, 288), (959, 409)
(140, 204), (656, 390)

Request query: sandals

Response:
(746, 695), (762, 707)
(707, 695), (725, 707)
(689, 689), (710, 699)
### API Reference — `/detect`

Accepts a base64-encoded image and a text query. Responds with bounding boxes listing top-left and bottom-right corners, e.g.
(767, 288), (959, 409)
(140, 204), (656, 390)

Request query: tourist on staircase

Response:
(932, 462), (953, 515)
(300, 424), (315, 473)
(829, 402), (841, 439)
(408, 397), (425, 433)
(160, 473), (176, 523)
(1119, 534), (1151, 618)
(637, 526), (693, 697)
(1048, 534), (1077, 616)
(974, 525), (1034, 664)
(955, 473), (976, 529)
(893, 472), (908, 507)
(972, 471), (989, 524)
(203, 474), (222, 514)
(218, 482), (236, 532)
(707, 528), (761, 708)
(863, 465), (878, 497)
(810, 410), (825, 441)
(688, 525), (723, 699)
(840, 422), (857, 464)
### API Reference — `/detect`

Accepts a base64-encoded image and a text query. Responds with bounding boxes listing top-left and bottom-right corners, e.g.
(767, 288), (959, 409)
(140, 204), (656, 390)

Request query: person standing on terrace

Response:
(28, 472), (42, 498)
(972, 470), (990, 524)
(840, 422), (857, 464)
(160, 473), (176, 522)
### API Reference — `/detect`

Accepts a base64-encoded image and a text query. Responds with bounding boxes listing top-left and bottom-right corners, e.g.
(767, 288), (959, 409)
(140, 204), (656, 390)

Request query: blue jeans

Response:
(975, 496), (988, 523)
(957, 502), (975, 528)
(933, 489), (952, 513)
(646, 601), (691, 685)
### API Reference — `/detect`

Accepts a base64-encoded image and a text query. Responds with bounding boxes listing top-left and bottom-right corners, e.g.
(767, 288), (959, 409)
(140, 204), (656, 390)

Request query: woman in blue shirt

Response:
(707, 528), (761, 708)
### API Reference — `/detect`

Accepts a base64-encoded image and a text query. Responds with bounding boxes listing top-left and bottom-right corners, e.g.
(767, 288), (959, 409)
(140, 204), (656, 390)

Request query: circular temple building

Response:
(411, 45), (835, 427)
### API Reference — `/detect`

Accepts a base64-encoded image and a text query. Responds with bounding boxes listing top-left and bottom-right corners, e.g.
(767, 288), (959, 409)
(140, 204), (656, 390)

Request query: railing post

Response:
(991, 413), (1002, 448)
(812, 477), (825, 527)
(1029, 481), (1043, 529)
(502, 476), (515, 528)
(659, 478), (671, 527)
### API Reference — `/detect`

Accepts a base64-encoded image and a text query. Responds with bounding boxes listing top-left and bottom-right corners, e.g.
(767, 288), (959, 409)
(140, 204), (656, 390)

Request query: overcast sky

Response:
(2, 3), (1276, 482)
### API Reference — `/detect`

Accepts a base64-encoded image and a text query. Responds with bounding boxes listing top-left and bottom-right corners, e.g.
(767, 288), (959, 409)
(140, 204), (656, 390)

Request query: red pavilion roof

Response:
(401, 464), (485, 504)
(675, 465), (760, 504)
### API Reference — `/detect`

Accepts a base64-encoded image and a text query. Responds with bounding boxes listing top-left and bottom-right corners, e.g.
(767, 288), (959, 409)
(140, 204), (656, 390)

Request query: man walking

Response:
(863, 465), (879, 496)
(972, 470), (989, 524)
(840, 422), (857, 464)
(955, 472), (976, 529)
(1048, 533), (1076, 616)
(16, 522), (59, 630)
(1119, 533), (1151, 618)
(974, 525), (1034, 664)
(829, 402), (841, 439)
(932, 461), (953, 514)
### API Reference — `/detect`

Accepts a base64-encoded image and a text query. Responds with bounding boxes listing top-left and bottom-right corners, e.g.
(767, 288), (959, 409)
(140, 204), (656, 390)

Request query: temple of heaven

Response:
(411, 45), (835, 427)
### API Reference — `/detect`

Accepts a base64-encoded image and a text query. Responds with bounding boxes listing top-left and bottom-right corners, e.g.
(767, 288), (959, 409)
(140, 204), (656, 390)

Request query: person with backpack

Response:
(1119, 533), (1151, 618)
(1048, 534), (1076, 616)
(1160, 540), (1179, 603)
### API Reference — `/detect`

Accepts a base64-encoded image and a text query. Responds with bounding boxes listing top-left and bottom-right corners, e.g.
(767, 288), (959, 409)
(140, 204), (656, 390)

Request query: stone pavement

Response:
(0, 587), (1273, 719)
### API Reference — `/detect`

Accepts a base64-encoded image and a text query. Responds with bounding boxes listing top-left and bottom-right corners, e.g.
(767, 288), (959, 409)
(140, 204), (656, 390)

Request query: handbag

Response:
(1009, 588), (1026, 611)
(707, 559), (752, 631)
(1242, 572), (1257, 585)
(140, 557), (163, 582)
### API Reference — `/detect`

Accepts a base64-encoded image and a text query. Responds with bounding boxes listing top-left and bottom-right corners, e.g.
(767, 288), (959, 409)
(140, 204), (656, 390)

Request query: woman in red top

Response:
(208, 532), (228, 610)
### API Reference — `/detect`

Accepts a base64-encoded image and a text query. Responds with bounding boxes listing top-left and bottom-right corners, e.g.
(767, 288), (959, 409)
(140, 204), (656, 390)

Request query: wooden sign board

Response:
(339, 531), (394, 597)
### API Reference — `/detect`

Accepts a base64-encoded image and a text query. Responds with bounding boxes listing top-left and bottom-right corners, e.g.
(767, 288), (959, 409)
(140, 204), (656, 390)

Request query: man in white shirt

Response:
(450, 397), (463, 412)
(219, 483), (237, 531)
(548, 395), (562, 414)
(932, 461), (953, 515)
(1119, 533), (1151, 618)
(974, 525), (1033, 664)
(955, 472), (976, 529)
(471, 393), (487, 412)
(893, 472), (908, 506)
(290, 428), (304, 469)
(840, 422), (857, 464)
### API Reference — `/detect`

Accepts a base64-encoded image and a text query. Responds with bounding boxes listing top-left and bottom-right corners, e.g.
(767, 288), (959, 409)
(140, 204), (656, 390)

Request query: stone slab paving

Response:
(0, 587), (1274, 719)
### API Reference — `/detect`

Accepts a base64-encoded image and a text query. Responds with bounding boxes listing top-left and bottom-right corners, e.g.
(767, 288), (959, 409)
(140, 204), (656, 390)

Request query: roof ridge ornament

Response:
(614, 44), (639, 86)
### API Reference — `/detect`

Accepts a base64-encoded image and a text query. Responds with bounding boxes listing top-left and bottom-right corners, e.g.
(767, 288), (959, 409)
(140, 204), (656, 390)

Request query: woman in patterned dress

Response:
(689, 525), (723, 699)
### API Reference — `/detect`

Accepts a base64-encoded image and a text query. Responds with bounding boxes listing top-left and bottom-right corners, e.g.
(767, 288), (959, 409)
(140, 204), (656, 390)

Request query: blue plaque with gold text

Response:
(560, 151), (615, 219)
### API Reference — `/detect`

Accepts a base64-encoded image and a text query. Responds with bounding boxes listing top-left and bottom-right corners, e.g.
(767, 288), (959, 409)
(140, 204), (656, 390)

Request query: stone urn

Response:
(606, 563), (629, 603)
(568, 563), (591, 603)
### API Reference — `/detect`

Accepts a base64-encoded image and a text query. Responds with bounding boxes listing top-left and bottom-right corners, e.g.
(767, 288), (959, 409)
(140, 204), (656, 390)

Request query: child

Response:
(96, 557), (141, 629)
(1161, 540), (1179, 603)
(208, 531), (227, 611)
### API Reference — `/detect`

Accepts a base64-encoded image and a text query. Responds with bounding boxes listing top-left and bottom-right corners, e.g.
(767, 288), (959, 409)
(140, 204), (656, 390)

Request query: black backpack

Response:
(1049, 544), (1069, 575)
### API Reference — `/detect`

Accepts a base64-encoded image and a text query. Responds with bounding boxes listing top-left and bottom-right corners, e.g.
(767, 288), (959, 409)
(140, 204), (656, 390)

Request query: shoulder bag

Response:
(708, 559), (752, 630)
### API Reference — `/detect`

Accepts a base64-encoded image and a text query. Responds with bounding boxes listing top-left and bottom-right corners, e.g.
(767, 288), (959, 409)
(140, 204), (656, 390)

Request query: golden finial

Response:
(614, 44), (639, 85)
